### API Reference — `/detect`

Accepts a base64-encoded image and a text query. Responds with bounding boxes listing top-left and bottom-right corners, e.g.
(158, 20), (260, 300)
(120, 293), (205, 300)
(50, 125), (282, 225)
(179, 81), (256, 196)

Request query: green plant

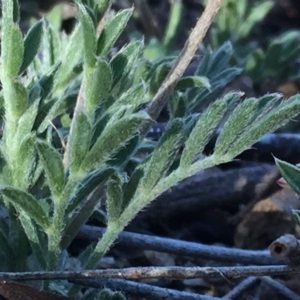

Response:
(210, 0), (300, 85)
(139, 0), (184, 60)
(1, 0), (300, 298)
(211, 0), (273, 48)
(245, 30), (300, 83)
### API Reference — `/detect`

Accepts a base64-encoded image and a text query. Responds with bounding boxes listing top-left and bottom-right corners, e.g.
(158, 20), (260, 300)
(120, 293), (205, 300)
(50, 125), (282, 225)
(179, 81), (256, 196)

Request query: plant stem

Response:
(84, 156), (220, 269)
(84, 223), (121, 269)
(47, 179), (78, 268)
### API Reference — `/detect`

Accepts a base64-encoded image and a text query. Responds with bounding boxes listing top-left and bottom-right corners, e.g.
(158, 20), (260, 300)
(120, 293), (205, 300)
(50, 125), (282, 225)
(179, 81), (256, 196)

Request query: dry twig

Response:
(143, 0), (223, 134)
(0, 265), (299, 282)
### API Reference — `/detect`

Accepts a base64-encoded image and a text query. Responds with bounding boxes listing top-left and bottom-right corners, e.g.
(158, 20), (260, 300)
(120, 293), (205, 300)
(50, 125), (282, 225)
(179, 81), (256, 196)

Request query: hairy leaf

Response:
(38, 62), (61, 99)
(1, 187), (50, 230)
(221, 95), (300, 158)
(13, 134), (36, 189)
(43, 23), (61, 69)
(175, 76), (210, 91)
(82, 112), (149, 171)
(18, 213), (47, 269)
(66, 167), (115, 216)
(109, 82), (148, 112)
(141, 119), (184, 191)
(107, 174), (124, 222)
(85, 59), (112, 116)
(110, 40), (144, 89)
(1, 17), (23, 77)
(148, 61), (172, 96)
(108, 133), (140, 167)
(6, 80), (28, 118)
(180, 99), (228, 168)
(78, 3), (97, 67)
(19, 19), (44, 74)
(36, 140), (65, 201)
(67, 111), (92, 176)
(57, 23), (83, 90)
(97, 8), (133, 55)
(15, 97), (40, 143)
(122, 167), (144, 211)
(214, 97), (259, 156)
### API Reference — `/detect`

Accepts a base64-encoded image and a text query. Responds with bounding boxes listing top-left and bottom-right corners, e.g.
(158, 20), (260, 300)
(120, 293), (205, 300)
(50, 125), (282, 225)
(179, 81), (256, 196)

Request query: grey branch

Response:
(0, 265), (299, 281)
(78, 225), (281, 265)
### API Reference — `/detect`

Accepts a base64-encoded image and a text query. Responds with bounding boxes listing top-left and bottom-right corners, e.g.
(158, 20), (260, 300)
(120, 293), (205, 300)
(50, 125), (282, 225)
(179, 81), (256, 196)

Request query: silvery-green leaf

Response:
(43, 23), (61, 69)
(77, 3), (96, 67)
(1, 8), (23, 78)
(107, 174), (124, 222)
(85, 59), (112, 117)
(19, 19), (44, 74)
(36, 140), (65, 201)
(210, 67), (241, 90)
(56, 23), (83, 90)
(97, 8), (133, 55)
(18, 213), (47, 269)
(13, 134), (36, 189)
(38, 62), (61, 99)
(148, 61), (172, 95)
(190, 42), (241, 111)
(108, 133), (140, 167)
(1, 187), (50, 230)
(141, 119), (184, 191)
(110, 40), (144, 88)
(90, 112), (111, 147)
(221, 95), (300, 158)
(34, 99), (56, 133)
(145, 56), (176, 81)
(62, 168), (116, 249)
(109, 82), (148, 112)
(175, 76), (210, 91)
(28, 82), (41, 104)
(214, 97), (259, 156)
(36, 91), (77, 133)
(254, 93), (282, 119)
(122, 167), (144, 211)
(15, 96), (40, 143)
(196, 42), (232, 76)
(6, 80), (28, 118)
(180, 99), (228, 168)
(82, 112), (149, 171)
(66, 167), (115, 216)
(67, 111), (92, 176)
